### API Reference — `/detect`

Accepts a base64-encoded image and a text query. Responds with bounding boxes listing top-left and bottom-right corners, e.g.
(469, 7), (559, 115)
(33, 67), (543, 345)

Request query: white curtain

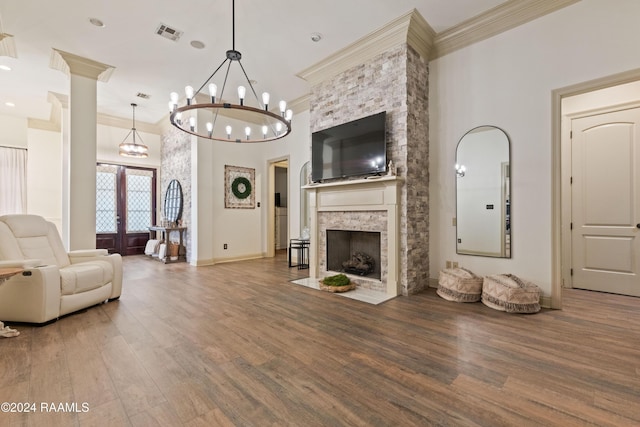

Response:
(0, 147), (27, 216)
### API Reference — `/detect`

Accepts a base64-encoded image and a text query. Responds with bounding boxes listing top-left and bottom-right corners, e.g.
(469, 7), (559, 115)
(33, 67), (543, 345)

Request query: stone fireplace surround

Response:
(305, 176), (401, 297)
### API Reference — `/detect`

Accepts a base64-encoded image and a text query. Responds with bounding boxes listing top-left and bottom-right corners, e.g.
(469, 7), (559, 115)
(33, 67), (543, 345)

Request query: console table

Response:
(148, 226), (187, 263)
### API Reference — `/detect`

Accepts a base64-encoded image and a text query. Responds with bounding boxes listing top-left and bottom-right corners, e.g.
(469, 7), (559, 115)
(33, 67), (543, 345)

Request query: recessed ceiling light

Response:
(190, 40), (205, 49)
(89, 17), (105, 28)
(0, 65), (11, 71)
(310, 32), (323, 42)
(5, 102), (15, 107)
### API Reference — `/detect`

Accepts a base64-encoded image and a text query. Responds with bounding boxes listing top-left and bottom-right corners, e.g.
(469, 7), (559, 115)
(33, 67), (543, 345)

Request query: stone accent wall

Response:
(310, 44), (429, 295)
(161, 127), (192, 262)
(318, 210), (388, 292)
(403, 45), (430, 293)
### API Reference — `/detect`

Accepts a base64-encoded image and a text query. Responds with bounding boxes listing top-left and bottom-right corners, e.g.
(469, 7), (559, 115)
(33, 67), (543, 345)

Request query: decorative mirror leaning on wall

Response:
(164, 179), (183, 226)
(455, 126), (511, 258)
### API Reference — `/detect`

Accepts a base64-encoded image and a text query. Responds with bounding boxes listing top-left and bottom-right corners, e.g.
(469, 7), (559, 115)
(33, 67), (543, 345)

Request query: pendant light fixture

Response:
(119, 103), (149, 158)
(168, 0), (292, 143)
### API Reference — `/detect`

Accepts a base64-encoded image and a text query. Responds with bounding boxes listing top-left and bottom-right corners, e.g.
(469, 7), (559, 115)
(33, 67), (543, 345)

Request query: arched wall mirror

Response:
(456, 126), (511, 258)
(164, 179), (183, 225)
(300, 161), (311, 239)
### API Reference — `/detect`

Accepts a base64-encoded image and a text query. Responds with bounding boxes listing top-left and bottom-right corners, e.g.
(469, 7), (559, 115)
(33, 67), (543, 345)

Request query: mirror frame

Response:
(164, 179), (183, 225)
(455, 125), (511, 258)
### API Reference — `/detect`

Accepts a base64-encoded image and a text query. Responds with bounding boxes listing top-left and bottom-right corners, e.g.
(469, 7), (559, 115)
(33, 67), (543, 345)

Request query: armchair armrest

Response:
(68, 249), (109, 258)
(0, 259), (43, 269)
(68, 252), (122, 300)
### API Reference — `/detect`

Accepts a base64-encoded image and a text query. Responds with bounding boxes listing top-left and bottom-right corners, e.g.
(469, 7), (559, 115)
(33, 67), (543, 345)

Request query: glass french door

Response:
(96, 164), (156, 255)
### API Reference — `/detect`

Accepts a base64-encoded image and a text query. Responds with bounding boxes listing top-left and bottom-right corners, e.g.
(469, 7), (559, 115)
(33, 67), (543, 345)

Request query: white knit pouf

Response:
(482, 274), (541, 313)
(437, 268), (483, 303)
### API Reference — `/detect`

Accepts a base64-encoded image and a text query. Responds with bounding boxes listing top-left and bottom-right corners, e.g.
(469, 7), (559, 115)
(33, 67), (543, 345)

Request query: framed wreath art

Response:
(224, 165), (256, 209)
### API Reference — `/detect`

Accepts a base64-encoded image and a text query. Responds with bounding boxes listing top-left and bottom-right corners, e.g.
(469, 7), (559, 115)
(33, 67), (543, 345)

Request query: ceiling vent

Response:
(156, 23), (183, 42)
(136, 92), (151, 99)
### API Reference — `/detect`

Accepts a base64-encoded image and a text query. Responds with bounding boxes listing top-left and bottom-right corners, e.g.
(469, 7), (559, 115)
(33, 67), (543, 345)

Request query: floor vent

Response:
(156, 24), (183, 42)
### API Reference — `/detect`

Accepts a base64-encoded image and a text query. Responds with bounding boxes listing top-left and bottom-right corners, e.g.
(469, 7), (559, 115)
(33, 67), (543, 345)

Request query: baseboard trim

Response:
(192, 253), (265, 266)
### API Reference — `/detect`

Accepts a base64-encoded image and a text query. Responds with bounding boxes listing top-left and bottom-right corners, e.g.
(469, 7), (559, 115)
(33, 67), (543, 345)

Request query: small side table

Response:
(289, 239), (310, 270)
(0, 267), (23, 338)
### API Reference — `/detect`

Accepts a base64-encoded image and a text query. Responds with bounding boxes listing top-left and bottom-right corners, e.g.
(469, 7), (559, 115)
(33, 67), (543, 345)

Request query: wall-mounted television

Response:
(311, 111), (387, 182)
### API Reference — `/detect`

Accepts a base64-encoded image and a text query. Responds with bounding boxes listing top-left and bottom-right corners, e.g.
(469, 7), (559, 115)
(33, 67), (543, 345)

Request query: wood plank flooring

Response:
(1, 253), (639, 426)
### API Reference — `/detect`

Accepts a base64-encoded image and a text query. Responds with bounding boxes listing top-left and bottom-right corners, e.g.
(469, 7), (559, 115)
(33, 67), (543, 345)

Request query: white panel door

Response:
(571, 107), (640, 296)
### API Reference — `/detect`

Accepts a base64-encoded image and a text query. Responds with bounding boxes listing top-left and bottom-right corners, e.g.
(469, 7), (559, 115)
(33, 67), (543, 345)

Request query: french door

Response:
(96, 164), (156, 255)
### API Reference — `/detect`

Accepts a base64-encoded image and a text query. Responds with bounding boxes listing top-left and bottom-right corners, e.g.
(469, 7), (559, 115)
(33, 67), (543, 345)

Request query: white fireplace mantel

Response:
(304, 176), (402, 297)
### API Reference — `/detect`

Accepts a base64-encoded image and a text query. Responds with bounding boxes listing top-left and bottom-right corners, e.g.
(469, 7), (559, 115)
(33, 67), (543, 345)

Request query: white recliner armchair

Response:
(0, 214), (122, 324)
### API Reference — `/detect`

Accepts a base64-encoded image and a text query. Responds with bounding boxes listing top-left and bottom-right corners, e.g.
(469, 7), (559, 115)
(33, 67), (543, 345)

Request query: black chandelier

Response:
(168, 0), (292, 143)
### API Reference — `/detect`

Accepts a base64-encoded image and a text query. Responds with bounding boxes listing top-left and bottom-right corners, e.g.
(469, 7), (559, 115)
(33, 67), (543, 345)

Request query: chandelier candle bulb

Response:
(189, 116), (196, 131)
(262, 92), (270, 110)
(175, 112), (182, 125)
(285, 109), (293, 121)
(279, 100), (287, 116)
(262, 125), (268, 138)
(245, 126), (251, 139)
(276, 122), (282, 135)
(226, 125), (232, 139)
(185, 86), (194, 105)
(238, 86), (246, 105)
(206, 122), (213, 137)
(208, 83), (217, 103)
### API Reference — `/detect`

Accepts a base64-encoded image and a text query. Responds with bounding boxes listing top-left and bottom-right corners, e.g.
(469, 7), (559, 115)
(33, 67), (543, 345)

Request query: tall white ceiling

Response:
(0, 0), (509, 125)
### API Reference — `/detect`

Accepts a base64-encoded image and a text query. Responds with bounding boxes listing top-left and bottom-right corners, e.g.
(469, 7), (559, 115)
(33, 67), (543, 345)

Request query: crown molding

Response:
(297, 9), (435, 86)
(28, 91), (160, 134)
(98, 113), (161, 134)
(27, 92), (64, 132)
(289, 93), (310, 115)
(0, 33), (18, 58)
(430, 0), (580, 59)
(50, 48), (115, 82)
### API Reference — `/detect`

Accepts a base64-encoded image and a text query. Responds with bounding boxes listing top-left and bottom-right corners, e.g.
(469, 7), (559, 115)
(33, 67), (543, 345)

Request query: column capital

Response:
(50, 48), (115, 82)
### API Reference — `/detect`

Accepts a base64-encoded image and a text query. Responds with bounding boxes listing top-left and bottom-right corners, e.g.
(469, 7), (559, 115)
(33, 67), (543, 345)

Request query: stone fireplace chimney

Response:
(299, 10), (432, 296)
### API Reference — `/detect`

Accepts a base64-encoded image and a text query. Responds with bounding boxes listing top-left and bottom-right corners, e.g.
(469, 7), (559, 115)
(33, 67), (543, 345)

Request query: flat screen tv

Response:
(311, 111), (386, 182)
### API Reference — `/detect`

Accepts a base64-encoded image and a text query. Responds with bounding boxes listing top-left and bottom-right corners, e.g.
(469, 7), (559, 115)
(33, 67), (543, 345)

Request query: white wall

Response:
(1, 114), (162, 236)
(263, 110), (311, 244)
(26, 128), (62, 230)
(429, 0), (640, 298)
(187, 109), (310, 263)
(0, 115), (28, 148)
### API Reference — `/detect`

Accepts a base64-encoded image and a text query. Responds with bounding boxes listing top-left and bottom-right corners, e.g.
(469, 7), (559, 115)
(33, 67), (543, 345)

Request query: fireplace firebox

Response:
(326, 230), (381, 280)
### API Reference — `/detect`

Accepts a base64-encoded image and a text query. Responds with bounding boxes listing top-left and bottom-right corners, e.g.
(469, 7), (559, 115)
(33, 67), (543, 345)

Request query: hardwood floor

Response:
(1, 253), (639, 426)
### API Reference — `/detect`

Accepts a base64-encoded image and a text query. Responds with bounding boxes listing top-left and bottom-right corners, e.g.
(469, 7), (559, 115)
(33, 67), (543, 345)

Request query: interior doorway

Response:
(569, 107), (640, 296)
(266, 157), (289, 258)
(554, 71), (640, 306)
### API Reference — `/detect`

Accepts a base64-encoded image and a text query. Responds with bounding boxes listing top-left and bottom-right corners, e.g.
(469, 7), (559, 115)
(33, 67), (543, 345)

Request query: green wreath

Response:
(231, 176), (252, 199)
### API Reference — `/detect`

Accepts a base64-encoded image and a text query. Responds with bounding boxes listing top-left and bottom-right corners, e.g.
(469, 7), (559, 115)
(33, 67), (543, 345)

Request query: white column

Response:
(51, 49), (114, 250)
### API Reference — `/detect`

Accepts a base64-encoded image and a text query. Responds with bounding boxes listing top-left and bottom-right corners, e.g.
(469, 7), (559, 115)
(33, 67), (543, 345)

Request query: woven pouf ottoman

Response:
(482, 274), (541, 313)
(437, 267), (484, 302)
